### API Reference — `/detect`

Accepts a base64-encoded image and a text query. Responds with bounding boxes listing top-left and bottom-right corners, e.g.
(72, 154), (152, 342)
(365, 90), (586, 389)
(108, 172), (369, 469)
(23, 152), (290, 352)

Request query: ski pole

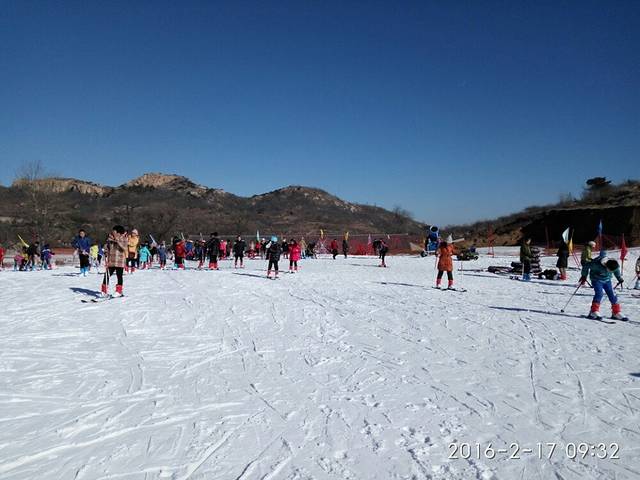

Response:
(560, 284), (582, 312)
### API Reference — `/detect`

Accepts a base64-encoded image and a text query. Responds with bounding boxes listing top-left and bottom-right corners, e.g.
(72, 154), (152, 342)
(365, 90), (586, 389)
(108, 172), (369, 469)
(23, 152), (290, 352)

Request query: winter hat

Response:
(445, 234), (453, 244)
(113, 225), (125, 234)
(605, 258), (619, 271)
(588, 241), (596, 247)
(271, 236), (278, 243)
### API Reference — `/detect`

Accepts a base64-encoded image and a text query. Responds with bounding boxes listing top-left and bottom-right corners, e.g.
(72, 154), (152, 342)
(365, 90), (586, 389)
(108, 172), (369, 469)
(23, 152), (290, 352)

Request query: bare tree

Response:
(14, 161), (56, 242)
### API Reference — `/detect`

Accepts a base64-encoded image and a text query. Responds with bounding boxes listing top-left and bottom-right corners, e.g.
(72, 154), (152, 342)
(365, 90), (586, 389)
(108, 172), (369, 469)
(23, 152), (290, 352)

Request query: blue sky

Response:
(1, 0), (638, 225)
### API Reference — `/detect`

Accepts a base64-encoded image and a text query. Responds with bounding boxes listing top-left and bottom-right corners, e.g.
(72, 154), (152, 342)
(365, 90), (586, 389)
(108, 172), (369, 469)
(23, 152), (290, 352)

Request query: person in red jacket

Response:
(173, 237), (186, 270)
(436, 236), (455, 289)
(0, 244), (5, 270)
(289, 239), (302, 272)
(330, 239), (339, 259)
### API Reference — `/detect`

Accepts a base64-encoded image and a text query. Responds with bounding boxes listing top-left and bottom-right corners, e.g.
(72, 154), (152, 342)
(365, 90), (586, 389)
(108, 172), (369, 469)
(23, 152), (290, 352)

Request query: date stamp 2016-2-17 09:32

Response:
(448, 442), (621, 461)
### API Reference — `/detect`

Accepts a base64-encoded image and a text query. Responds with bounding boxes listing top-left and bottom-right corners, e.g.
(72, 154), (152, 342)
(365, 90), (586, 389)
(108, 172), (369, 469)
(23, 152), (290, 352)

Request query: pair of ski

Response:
(584, 314), (629, 324)
(432, 286), (467, 292)
(81, 294), (125, 303)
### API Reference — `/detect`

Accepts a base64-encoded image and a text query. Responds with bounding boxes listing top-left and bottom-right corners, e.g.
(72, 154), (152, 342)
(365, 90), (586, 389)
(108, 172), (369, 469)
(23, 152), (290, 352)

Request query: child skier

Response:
(635, 256), (640, 290)
(580, 256), (626, 320)
(267, 236), (282, 278)
(342, 238), (349, 259)
(289, 239), (301, 272)
(127, 229), (140, 273)
(173, 237), (186, 269)
(206, 233), (221, 270)
(330, 239), (339, 259)
(233, 235), (246, 268)
(90, 243), (99, 271)
(40, 244), (54, 270)
(102, 225), (128, 297)
(379, 239), (389, 267)
(138, 243), (151, 269)
(194, 240), (206, 269)
(436, 236), (455, 288)
(158, 241), (168, 269)
(14, 250), (24, 271)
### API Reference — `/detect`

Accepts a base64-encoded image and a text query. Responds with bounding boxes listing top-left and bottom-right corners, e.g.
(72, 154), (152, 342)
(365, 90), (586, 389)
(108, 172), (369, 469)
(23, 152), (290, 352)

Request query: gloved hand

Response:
(579, 276), (587, 285)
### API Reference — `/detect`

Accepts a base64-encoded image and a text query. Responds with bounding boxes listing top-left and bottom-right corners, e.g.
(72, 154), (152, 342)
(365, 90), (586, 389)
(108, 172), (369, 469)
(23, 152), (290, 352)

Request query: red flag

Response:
(620, 234), (628, 261)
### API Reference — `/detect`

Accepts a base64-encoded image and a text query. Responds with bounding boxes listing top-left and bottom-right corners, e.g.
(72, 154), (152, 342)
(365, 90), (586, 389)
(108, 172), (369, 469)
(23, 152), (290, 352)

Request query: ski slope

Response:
(1, 253), (640, 480)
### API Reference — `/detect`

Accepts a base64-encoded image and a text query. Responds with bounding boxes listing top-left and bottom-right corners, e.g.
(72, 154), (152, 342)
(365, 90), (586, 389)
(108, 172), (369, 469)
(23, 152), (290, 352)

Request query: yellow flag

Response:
(17, 234), (29, 248)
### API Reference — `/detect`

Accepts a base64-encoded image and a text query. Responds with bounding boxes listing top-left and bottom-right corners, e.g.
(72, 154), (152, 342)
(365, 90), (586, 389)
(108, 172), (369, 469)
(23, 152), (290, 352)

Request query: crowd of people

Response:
(1, 228), (638, 319)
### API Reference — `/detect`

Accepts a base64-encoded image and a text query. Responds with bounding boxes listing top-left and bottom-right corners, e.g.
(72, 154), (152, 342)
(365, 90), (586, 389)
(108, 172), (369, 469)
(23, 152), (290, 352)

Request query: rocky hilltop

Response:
(0, 173), (423, 245)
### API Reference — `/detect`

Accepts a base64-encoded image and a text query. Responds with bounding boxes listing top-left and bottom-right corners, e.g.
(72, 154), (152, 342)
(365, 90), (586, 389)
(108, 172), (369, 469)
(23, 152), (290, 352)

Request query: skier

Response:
(436, 236), (454, 287)
(206, 232), (221, 270)
(282, 238), (289, 259)
(173, 236), (186, 269)
(14, 250), (24, 271)
(225, 239), (232, 259)
(194, 240), (206, 269)
(635, 256), (640, 290)
(342, 238), (349, 259)
(158, 241), (168, 269)
(90, 243), (99, 271)
(26, 241), (40, 271)
(233, 235), (246, 268)
(519, 237), (533, 281)
(73, 229), (92, 276)
(41, 244), (54, 270)
(289, 239), (301, 272)
(557, 240), (570, 280)
(580, 256), (625, 320)
(300, 238), (307, 259)
(267, 236), (282, 278)
(330, 239), (339, 259)
(581, 241), (596, 266)
(138, 243), (151, 270)
(0, 243), (5, 270)
(127, 229), (140, 273)
(379, 239), (389, 268)
(102, 225), (128, 297)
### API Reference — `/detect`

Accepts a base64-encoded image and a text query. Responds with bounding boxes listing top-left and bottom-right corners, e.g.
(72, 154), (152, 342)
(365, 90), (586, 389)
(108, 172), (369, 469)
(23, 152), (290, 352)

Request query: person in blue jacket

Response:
(580, 256), (625, 320)
(72, 229), (92, 276)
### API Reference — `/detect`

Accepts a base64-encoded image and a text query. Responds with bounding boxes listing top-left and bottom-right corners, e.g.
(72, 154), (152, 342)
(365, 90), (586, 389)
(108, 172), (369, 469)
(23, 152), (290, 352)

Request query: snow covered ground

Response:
(1, 253), (640, 480)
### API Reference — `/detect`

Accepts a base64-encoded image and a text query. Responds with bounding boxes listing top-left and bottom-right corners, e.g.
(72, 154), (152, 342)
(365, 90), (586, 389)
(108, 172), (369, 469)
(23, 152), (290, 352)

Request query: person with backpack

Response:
(233, 235), (246, 268)
(102, 225), (128, 297)
(267, 236), (282, 278)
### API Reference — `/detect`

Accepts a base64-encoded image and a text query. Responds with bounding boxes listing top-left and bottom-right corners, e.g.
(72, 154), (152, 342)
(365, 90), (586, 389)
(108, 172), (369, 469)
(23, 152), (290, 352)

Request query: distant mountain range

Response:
(0, 173), (424, 245)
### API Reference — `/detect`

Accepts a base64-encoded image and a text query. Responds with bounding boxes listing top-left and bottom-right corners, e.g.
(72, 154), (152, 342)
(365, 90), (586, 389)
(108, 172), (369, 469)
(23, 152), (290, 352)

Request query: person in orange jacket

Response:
(436, 235), (455, 289)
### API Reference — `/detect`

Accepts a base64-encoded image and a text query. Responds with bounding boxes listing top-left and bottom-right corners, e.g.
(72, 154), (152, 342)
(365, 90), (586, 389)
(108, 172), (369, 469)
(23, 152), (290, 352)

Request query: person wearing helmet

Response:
(580, 256), (625, 320)
(267, 236), (282, 278)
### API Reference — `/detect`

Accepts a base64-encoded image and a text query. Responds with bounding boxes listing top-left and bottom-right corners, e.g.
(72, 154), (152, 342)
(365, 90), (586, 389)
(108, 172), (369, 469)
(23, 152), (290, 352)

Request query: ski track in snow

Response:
(1, 253), (640, 479)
